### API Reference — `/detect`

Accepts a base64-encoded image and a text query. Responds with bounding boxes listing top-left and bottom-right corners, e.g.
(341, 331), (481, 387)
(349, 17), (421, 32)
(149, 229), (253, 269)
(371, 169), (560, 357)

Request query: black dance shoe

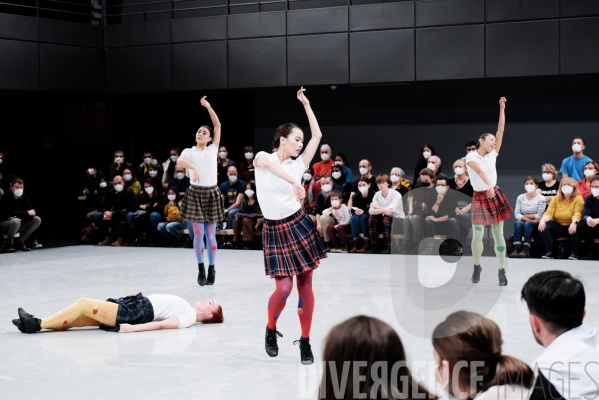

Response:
(197, 263), (207, 286)
(471, 265), (482, 284)
(294, 337), (314, 365)
(265, 326), (283, 357)
(12, 319), (25, 333)
(541, 252), (554, 259)
(18, 308), (41, 334)
(207, 265), (215, 285)
(498, 268), (508, 286)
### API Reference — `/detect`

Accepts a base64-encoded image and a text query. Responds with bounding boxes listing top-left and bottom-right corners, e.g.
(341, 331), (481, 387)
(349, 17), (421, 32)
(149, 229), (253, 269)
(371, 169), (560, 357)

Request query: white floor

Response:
(1, 246), (598, 400)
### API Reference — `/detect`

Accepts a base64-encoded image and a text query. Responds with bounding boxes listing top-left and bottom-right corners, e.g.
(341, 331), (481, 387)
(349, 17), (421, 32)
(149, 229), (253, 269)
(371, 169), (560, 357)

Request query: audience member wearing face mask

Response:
(560, 137), (592, 181)
(157, 187), (189, 247)
(232, 181), (262, 250)
(126, 179), (165, 247)
(349, 177), (374, 253)
(137, 151), (162, 183)
(238, 145), (256, 183)
(315, 176), (334, 249)
(417, 155), (451, 185)
(333, 153), (353, 184)
(83, 165), (106, 205)
(301, 166), (321, 217)
(573, 176), (599, 260)
(93, 175), (137, 247)
(461, 140), (478, 161)
(161, 147), (181, 190)
(389, 167), (409, 197)
(422, 177), (461, 256)
(312, 144), (333, 180)
(330, 165), (352, 204)
(168, 166), (191, 197)
(577, 161), (599, 199)
(217, 145), (236, 186)
(348, 159), (377, 210)
(368, 174), (405, 254)
(413, 144), (438, 184)
(537, 177), (584, 260)
(145, 165), (164, 196)
(403, 168), (436, 254)
(321, 190), (352, 253)
(509, 176), (546, 259)
(536, 163), (560, 208)
(109, 150), (133, 180)
(219, 166), (246, 229)
(122, 167), (142, 196)
(0, 178), (42, 253)
(449, 159), (473, 246)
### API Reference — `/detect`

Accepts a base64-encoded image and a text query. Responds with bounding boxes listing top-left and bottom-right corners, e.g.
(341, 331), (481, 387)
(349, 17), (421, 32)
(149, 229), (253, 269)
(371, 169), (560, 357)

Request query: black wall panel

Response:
(288, 0), (347, 10)
(561, 17), (599, 75)
(40, 19), (102, 48)
(416, 0), (484, 27)
(561, 0), (599, 17)
(350, 2), (414, 31)
(172, 16), (227, 43)
(350, 30), (414, 84)
(0, 39), (39, 91)
(228, 12), (286, 39)
(105, 45), (171, 93)
(104, 21), (171, 48)
(0, 14), (38, 42)
(40, 44), (102, 93)
(288, 34), (349, 86)
(486, 0), (559, 22)
(416, 25), (484, 81)
(228, 37), (286, 88)
(173, 41), (227, 91)
(486, 20), (558, 78)
(287, 7), (348, 35)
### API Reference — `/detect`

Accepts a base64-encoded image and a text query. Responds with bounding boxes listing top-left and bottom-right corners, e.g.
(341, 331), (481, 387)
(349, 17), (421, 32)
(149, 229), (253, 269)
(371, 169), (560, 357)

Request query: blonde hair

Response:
(453, 159), (468, 175)
(555, 177), (581, 202)
(541, 163), (558, 179)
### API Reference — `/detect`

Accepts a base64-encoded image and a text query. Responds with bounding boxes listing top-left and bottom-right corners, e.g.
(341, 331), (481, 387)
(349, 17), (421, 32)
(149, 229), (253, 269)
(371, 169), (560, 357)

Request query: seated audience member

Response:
(123, 167), (141, 197)
(233, 181), (261, 250)
(217, 146), (235, 186)
(168, 166), (191, 197)
(157, 187), (187, 246)
(330, 164), (351, 203)
(509, 176), (545, 259)
(390, 167), (409, 197)
(302, 166), (321, 215)
(422, 177), (460, 255)
(315, 175), (334, 250)
(127, 179), (164, 246)
(145, 164), (164, 196)
(321, 317), (432, 399)
(578, 161), (599, 199)
(368, 174), (404, 254)
(537, 178), (584, 259)
(413, 144), (438, 184)
(348, 159), (377, 209)
(461, 140), (478, 161)
(403, 169), (435, 254)
(416, 155), (450, 185)
(161, 147), (181, 190)
(83, 165), (105, 198)
(313, 144), (333, 179)
(93, 175), (137, 246)
(109, 150), (133, 180)
(560, 137), (592, 181)
(321, 190), (352, 253)
(220, 166), (245, 229)
(537, 163), (560, 207)
(574, 176), (599, 260)
(521, 270), (599, 400)
(449, 159), (473, 245)
(94, 177), (110, 210)
(238, 146), (256, 183)
(136, 151), (162, 183)
(350, 177), (374, 253)
(433, 311), (533, 400)
(0, 178), (42, 253)
(334, 153), (353, 183)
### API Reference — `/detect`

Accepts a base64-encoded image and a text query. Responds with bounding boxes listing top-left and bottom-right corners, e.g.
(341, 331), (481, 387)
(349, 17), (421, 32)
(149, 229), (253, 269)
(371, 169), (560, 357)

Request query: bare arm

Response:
(201, 96), (222, 149)
(294, 88), (323, 169)
(495, 97), (506, 153)
(254, 154), (305, 203)
(467, 160), (494, 196)
(119, 317), (180, 333)
(227, 193), (245, 212)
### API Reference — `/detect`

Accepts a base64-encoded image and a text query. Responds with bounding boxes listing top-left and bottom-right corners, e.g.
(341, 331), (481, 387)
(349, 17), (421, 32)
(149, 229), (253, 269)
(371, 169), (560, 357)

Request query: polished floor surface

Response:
(1, 246), (598, 400)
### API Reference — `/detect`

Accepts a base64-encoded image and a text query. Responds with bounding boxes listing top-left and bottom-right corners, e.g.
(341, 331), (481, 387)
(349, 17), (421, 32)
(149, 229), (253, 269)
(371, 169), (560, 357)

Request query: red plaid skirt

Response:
(472, 186), (513, 225)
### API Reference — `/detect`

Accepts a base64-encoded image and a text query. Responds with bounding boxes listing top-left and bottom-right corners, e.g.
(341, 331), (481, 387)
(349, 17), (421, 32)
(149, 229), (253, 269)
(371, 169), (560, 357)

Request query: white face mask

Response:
(123, 174), (132, 181)
(525, 184), (536, 193)
(334, 161), (342, 166)
(176, 172), (185, 180)
(592, 188), (599, 198)
(99, 182), (107, 188)
(144, 157), (152, 164)
(145, 187), (154, 194)
(87, 168), (95, 175)
(320, 153), (330, 161)
(303, 173), (312, 181)
(358, 186), (369, 195)
(468, 149), (477, 154)
(454, 167), (464, 176)
(0, 158), (3, 165)
(13, 188), (23, 197)
(167, 194), (176, 201)
(245, 189), (254, 197)
(390, 175), (400, 183)
(115, 184), (124, 192)
(359, 167), (368, 176)
(572, 144), (582, 153)
(584, 169), (595, 178)
(542, 173), (553, 181)
(436, 186), (447, 194)
(561, 185), (573, 195)
(321, 184), (332, 193)
(149, 170), (158, 178)
(423, 151), (432, 159)
(115, 157), (124, 163)
(170, 155), (178, 162)
(427, 162), (437, 172)
(332, 172), (342, 180)
(218, 151), (227, 159)
(331, 200), (340, 207)
(229, 175), (237, 183)
(245, 152), (253, 160)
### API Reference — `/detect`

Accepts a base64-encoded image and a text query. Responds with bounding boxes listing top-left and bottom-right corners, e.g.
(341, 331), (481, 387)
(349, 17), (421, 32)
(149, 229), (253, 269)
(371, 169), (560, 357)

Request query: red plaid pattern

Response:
(472, 186), (513, 225)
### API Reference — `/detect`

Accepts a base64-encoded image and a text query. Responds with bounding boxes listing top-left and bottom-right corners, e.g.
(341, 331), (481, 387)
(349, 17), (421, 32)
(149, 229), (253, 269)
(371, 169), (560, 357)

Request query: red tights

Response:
(267, 271), (314, 339)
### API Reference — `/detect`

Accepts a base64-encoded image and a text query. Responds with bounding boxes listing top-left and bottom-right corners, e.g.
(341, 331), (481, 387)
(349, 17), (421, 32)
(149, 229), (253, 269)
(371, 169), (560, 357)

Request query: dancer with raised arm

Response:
(254, 87), (327, 365)
(177, 96), (224, 286)
(466, 97), (512, 286)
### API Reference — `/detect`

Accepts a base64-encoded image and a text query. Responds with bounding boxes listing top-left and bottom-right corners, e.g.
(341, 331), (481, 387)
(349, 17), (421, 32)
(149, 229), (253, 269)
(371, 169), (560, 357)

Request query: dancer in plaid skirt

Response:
(254, 87), (327, 365)
(466, 97), (512, 286)
(177, 96), (224, 286)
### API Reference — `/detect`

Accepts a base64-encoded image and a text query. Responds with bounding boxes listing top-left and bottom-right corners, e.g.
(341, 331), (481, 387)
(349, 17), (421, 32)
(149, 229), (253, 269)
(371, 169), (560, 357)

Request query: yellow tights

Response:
(41, 298), (118, 331)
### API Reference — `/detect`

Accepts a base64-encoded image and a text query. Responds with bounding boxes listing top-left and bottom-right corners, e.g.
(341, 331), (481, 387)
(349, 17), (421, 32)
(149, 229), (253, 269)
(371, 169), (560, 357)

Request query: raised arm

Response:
(296, 87), (323, 169)
(201, 96), (222, 149)
(495, 97), (506, 153)
(254, 154), (305, 203)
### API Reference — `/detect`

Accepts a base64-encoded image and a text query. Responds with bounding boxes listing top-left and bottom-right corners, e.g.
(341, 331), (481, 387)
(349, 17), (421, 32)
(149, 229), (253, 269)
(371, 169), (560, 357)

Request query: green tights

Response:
(471, 221), (506, 270)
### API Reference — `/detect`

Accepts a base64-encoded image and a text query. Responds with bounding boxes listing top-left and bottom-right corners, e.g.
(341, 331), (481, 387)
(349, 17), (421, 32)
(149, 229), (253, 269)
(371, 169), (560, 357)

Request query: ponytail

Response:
(272, 123), (299, 151)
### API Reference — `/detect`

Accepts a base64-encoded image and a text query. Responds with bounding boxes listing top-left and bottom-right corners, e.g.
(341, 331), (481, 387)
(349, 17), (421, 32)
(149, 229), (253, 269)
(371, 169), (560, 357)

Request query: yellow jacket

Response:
(544, 195), (584, 226)
(164, 204), (180, 222)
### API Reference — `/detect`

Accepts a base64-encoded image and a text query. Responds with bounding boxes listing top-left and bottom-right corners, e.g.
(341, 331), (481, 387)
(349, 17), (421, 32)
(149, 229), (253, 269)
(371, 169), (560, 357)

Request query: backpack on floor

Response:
(80, 223), (100, 244)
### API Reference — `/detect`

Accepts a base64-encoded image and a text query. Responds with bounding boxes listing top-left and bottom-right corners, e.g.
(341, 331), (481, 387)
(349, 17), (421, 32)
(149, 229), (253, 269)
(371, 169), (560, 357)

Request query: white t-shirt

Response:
(181, 145), (217, 187)
(323, 204), (351, 225)
(371, 189), (405, 218)
(466, 149), (498, 192)
(254, 151), (306, 220)
(147, 294), (197, 329)
(475, 385), (530, 400)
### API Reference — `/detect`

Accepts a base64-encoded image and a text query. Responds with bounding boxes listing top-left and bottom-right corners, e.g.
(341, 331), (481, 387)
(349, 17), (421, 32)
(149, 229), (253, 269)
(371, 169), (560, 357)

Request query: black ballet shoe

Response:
(265, 326), (282, 357)
(498, 269), (508, 286)
(471, 265), (482, 284)
(17, 308), (41, 334)
(207, 265), (215, 285)
(197, 263), (207, 286)
(293, 337), (314, 365)
(12, 319), (25, 333)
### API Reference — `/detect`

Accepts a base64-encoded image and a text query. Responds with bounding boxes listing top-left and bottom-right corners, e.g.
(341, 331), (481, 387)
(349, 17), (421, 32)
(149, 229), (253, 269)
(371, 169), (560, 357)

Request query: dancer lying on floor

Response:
(12, 293), (223, 334)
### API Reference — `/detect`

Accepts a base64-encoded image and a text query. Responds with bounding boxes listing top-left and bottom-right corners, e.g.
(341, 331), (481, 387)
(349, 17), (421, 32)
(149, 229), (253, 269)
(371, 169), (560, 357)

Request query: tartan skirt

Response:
(99, 292), (154, 332)
(472, 186), (513, 225)
(262, 210), (327, 278)
(180, 185), (224, 223)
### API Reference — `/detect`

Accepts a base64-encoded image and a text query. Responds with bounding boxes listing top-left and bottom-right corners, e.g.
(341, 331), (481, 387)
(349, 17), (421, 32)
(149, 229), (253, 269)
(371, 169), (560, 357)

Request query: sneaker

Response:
(265, 326), (283, 357)
(471, 265), (482, 284)
(329, 248), (340, 253)
(380, 247), (390, 254)
(568, 253), (579, 260)
(541, 252), (554, 259)
(498, 268), (508, 286)
(293, 337), (314, 365)
(336, 247), (348, 253)
(32, 240), (43, 249)
(111, 237), (124, 247)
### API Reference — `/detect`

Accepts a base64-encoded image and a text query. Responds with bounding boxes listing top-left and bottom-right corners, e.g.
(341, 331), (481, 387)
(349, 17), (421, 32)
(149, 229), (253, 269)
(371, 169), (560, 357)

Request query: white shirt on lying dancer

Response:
(371, 189), (405, 219)
(254, 151), (305, 220)
(181, 145), (217, 187)
(532, 324), (599, 400)
(323, 204), (351, 225)
(466, 149), (498, 192)
(147, 294), (197, 329)
(475, 385), (530, 400)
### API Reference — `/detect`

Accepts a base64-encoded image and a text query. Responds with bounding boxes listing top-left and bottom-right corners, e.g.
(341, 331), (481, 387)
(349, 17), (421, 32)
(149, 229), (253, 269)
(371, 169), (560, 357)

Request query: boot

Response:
(471, 265), (482, 284)
(293, 337), (314, 365)
(498, 268), (508, 286)
(17, 308), (42, 334)
(207, 265), (216, 285)
(197, 263), (206, 286)
(357, 239), (371, 253)
(349, 241), (359, 253)
(265, 326), (283, 357)
(98, 236), (112, 246)
(12, 319), (25, 333)
(111, 237), (124, 247)
(16, 242), (30, 252)
(509, 244), (521, 258)
(516, 245), (530, 258)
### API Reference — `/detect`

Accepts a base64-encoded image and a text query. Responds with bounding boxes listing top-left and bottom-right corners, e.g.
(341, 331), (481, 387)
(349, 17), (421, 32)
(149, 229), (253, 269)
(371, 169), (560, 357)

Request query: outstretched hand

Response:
(200, 96), (211, 109)
(499, 97), (506, 109)
(293, 182), (306, 203)
(297, 87), (309, 106)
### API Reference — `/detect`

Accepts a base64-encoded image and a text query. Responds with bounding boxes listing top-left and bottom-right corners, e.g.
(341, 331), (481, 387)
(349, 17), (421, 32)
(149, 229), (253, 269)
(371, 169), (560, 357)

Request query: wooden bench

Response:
(1, 233), (20, 239)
